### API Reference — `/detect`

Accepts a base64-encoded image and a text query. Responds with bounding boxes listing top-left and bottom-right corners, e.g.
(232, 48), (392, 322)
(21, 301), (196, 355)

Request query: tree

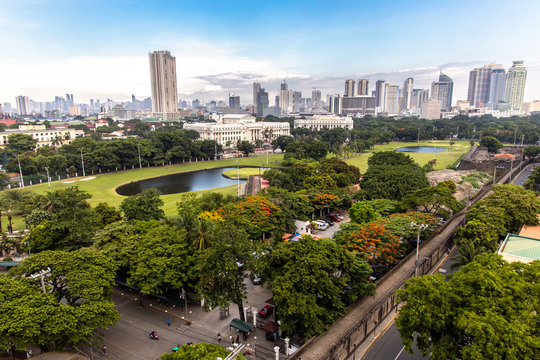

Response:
(524, 166), (540, 193)
(450, 241), (487, 269)
(236, 140), (255, 156)
(454, 219), (501, 252)
(266, 236), (375, 338)
(367, 151), (416, 167)
(3, 249), (119, 352)
(271, 135), (294, 152)
(304, 174), (338, 190)
(523, 145), (540, 159)
(93, 202), (122, 227)
(6, 134), (37, 155)
(399, 182), (464, 217)
(120, 188), (164, 221)
(195, 224), (254, 322)
(396, 254), (539, 360)
(479, 136), (503, 153)
(0, 190), (32, 233)
(361, 164), (430, 201)
(160, 343), (245, 360)
(349, 201), (380, 224)
(0, 172), (10, 190)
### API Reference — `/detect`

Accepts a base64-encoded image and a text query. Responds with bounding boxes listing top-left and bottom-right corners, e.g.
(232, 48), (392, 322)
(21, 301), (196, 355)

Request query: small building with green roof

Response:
(497, 234), (540, 263)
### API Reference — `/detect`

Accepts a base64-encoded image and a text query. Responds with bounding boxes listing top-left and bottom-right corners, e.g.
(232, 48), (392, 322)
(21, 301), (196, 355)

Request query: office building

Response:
(149, 50), (179, 120)
(252, 82), (261, 113)
(421, 100), (441, 120)
(384, 85), (400, 115)
(375, 80), (387, 109)
(467, 64), (502, 108)
(229, 95), (240, 109)
(294, 114), (353, 130)
(312, 89), (322, 109)
(16, 96), (30, 115)
(504, 60), (527, 112)
(488, 68), (506, 108)
(342, 96), (376, 116)
(327, 95), (342, 115)
(358, 79), (369, 96)
(431, 72), (454, 111)
(279, 81), (291, 113)
(344, 79), (355, 97)
(0, 127), (83, 149)
(293, 91), (302, 112)
(256, 88), (269, 117)
(401, 78), (414, 111)
(411, 89), (430, 111)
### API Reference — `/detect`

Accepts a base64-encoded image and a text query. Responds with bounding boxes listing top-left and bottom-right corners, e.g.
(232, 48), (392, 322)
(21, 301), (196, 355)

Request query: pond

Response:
(116, 167), (248, 196)
(396, 146), (447, 153)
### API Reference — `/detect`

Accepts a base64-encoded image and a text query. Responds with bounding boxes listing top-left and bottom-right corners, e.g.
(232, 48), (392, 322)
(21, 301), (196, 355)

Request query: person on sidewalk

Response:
(102, 345), (107, 355)
(218, 332), (222, 342)
(236, 334), (240, 344)
(167, 317), (170, 327)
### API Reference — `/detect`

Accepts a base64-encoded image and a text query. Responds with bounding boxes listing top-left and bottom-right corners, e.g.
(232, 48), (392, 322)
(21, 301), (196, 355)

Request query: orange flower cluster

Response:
(344, 221), (401, 266)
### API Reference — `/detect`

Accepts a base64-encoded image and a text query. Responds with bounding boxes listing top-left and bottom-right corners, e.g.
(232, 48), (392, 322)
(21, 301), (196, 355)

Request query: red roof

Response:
(0, 119), (17, 126)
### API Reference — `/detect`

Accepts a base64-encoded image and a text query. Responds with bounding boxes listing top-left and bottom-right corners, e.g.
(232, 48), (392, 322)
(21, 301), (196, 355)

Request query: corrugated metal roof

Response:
(499, 234), (540, 261)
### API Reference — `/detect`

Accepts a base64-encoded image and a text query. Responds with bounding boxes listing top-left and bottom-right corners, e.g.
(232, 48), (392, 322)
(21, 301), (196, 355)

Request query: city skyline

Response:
(1, 0), (539, 104)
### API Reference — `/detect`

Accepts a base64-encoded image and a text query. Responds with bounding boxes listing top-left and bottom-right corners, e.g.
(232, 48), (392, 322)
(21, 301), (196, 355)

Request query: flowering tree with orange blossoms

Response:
(340, 220), (402, 266)
(217, 195), (284, 240)
(298, 191), (342, 217)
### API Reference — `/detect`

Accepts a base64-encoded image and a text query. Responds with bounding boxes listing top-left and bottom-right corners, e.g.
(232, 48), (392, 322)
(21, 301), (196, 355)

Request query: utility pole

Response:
(411, 222), (428, 277)
(45, 166), (51, 190)
(80, 148), (86, 177)
(137, 142), (142, 169)
(17, 155), (24, 188)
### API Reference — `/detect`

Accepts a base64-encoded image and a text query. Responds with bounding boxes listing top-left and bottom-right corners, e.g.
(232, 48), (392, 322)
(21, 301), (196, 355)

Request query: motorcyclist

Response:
(150, 330), (157, 339)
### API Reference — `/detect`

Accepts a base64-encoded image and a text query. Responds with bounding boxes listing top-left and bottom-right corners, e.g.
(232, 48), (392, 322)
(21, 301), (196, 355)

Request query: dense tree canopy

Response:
(160, 343), (245, 360)
(266, 236), (375, 338)
(396, 254), (540, 360)
(479, 136), (503, 153)
(119, 188), (165, 221)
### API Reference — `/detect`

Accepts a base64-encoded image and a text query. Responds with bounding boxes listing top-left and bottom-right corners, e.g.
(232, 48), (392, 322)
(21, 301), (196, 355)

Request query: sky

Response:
(1, 0), (539, 106)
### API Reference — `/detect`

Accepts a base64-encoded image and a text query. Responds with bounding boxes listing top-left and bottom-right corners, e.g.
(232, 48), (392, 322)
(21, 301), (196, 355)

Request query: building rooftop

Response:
(498, 234), (540, 263)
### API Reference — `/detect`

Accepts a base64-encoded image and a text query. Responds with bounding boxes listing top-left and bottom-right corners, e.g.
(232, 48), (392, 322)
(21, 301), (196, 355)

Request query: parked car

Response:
(258, 305), (274, 318)
(313, 220), (328, 230)
(251, 273), (261, 285)
(324, 218), (334, 226)
(327, 214), (341, 222)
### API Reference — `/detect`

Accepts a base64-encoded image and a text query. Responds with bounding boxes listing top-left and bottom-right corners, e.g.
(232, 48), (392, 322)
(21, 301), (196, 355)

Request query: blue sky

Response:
(1, 0), (539, 104)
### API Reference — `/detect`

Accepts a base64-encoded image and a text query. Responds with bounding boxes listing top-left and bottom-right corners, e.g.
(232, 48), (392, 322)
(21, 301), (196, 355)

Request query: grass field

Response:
(344, 140), (470, 172)
(222, 167), (264, 180)
(11, 154), (284, 220)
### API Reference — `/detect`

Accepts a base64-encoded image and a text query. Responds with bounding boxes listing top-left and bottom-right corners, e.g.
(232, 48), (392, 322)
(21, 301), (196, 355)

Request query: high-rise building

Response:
(375, 80), (387, 109)
(279, 81), (290, 113)
(384, 85), (399, 115)
(488, 68), (506, 108)
(229, 95), (240, 109)
(504, 60), (527, 112)
(311, 89), (322, 109)
(252, 82), (261, 113)
(431, 72), (454, 111)
(293, 91), (302, 112)
(16, 95), (30, 115)
(358, 79), (369, 96)
(344, 79), (355, 97)
(256, 88), (269, 117)
(149, 50), (179, 119)
(411, 89), (430, 110)
(467, 64), (501, 108)
(401, 78), (414, 111)
(327, 95), (342, 115)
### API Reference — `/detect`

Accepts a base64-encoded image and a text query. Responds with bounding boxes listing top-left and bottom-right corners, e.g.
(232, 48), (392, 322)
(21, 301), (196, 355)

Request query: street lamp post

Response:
(80, 148), (86, 177)
(411, 222), (428, 277)
(45, 166), (51, 190)
(17, 155), (24, 188)
(137, 142), (142, 169)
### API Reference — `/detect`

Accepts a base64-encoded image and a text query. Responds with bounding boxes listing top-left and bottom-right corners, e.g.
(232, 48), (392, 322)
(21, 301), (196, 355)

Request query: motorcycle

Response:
(149, 331), (159, 340)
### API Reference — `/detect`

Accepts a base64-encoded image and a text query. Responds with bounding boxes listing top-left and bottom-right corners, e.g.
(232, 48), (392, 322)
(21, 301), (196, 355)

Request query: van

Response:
(314, 220), (328, 231)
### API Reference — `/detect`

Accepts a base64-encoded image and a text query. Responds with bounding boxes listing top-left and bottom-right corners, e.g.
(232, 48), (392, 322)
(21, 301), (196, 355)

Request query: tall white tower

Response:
(504, 60), (527, 112)
(149, 50), (179, 119)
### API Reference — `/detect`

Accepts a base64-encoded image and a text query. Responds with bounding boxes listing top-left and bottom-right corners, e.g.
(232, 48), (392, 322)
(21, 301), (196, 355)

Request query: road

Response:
(512, 163), (538, 186)
(363, 247), (458, 360)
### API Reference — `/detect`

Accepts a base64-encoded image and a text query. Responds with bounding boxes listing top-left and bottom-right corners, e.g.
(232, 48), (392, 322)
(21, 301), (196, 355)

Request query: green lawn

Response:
(222, 167), (265, 180)
(344, 140), (470, 172)
(10, 154), (284, 220)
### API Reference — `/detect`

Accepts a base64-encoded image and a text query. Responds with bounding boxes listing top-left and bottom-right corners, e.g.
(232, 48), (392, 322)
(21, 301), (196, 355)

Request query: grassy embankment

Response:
(344, 140), (471, 172)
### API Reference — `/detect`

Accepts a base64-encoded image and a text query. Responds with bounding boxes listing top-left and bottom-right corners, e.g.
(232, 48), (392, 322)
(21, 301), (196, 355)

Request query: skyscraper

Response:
(358, 79), (369, 96)
(384, 85), (399, 115)
(279, 81), (290, 113)
(504, 60), (527, 112)
(431, 72), (454, 111)
(375, 80), (387, 109)
(229, 95), (240, 109)
(16, 95), (30, 115)
(467, 64), (501, 108)
(411, 89), (430, 110)
(327, 95), (342, 115)
(344, 79), (355, 97)
(312, 89), (321, 109)
(293, 91), (302, 112)
(256, 88), (269, 117)
(149, 50), (179, 119)
(488, 68), (506, 108)
(401, 78), (414, 111)
(252, 82), (261, 113)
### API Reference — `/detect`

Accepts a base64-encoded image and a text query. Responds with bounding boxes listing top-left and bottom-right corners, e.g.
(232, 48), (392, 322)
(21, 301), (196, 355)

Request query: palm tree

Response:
(0, 190), (31, 233)
(192, 218), (214, 250)
(450, 242), (487, 270)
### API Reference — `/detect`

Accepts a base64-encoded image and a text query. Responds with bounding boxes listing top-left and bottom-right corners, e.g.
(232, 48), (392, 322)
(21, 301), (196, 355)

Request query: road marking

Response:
(394, 346), (405, 360)
(175, 325), (189, 332)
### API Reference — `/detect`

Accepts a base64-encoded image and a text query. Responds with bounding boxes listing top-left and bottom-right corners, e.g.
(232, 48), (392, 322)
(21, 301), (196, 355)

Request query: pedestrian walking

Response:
(236, 334), (240, 344)
(102, 345), (107, 355)
(167, 317), (170, 327)
(218, 332), (222, 342)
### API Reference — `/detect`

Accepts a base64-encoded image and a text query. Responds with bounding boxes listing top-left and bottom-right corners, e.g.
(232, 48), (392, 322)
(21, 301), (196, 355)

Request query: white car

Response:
(314, 220), (328, 230)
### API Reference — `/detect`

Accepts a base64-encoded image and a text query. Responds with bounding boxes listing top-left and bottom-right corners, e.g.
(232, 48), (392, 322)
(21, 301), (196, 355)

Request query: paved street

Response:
(513, 164), (538, 186)
(96, 278), (278, 360)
